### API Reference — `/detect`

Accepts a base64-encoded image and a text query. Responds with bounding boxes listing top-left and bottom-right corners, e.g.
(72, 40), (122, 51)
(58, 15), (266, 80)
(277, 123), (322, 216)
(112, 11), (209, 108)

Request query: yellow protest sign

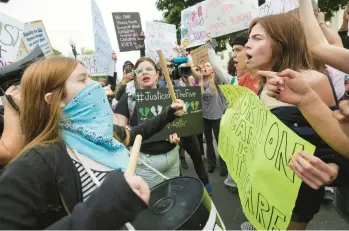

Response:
(218, 85), (316, 230)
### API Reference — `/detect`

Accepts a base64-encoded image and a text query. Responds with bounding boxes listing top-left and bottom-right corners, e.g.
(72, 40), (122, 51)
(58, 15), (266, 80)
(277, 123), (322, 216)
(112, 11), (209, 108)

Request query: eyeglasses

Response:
(134, 66), (155, 75)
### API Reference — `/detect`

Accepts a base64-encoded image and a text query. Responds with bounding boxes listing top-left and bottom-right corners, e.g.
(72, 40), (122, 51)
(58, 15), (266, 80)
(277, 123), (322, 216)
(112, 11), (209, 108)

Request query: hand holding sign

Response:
(258, 69), (312, 106)
(289, 151), (338, 190)
(171, 99), (186, 117)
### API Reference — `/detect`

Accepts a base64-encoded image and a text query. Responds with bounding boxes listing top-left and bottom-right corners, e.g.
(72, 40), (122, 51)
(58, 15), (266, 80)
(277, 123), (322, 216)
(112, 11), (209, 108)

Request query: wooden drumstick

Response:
(157, 50), (184, 116)
(124, 135), (143, 176)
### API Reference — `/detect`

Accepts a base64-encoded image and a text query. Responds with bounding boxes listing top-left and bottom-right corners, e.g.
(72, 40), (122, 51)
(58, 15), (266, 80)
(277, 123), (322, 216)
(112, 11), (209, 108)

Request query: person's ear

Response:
(44, 93), (52, 104)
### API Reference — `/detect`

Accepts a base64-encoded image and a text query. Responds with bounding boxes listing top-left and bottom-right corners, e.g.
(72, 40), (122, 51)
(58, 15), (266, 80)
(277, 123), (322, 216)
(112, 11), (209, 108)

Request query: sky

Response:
(1, 0), (163, 77)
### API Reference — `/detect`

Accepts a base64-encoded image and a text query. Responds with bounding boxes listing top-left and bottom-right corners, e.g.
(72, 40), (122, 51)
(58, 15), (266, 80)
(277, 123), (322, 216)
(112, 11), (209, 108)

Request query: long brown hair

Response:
(19, 57), (78, 156)
(248, 13), (314, 73)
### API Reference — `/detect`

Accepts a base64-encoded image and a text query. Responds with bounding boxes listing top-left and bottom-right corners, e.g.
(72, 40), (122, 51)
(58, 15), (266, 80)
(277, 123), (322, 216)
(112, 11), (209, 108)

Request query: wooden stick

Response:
(157, 50), (177, 102)
(124, 135), (143, 176)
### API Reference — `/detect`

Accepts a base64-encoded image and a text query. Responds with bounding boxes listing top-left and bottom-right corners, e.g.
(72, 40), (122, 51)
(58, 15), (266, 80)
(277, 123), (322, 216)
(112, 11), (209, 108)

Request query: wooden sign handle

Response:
(157, 50), (177, 101)
(157, 50), (184, 116)
(124, 135), (143, 176)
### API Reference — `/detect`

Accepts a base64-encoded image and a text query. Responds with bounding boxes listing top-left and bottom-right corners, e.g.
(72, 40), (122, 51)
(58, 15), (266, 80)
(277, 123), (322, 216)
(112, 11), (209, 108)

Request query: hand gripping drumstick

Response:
(124, 135), (143, 176)
(157, 50), (185, 116)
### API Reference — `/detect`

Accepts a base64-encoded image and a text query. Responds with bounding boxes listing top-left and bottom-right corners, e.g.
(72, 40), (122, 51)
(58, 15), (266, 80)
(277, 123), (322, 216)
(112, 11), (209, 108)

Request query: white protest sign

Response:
(181, 1), (207, 48)
(0, 12), (25, 66)
(16, 40), (28, 60)
(205, 0), (257, 38)
(22, 20), (54, 57)
(145, 21), (177, 63)
(91, 0), (114, 76)
(257, 0), (318, 17)
(77, 55), (101, 76)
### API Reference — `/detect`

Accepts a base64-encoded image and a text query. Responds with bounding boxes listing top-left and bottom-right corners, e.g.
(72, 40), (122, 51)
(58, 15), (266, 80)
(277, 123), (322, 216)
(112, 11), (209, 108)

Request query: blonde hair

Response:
(19, 57), (78, 156)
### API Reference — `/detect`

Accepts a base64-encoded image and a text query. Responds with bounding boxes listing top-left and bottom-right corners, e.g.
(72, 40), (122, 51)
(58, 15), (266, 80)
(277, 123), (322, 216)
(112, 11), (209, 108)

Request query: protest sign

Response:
(16, 40), (28, 60)
(22, 20), (54, 57)
(205, 0), (257, 38)
(0, 12), (25, 65)
(181, 2), (207, 48)
(136, 86), (203, 143)
(218, 85), (316, 230)
(91, 0), (114, 76)
(257, 0), (318, 17)
(112, 12), (144, 52)
(77, 55), (102, 76)
(190, 45), (209, 66)
(144, 21), (177, 63)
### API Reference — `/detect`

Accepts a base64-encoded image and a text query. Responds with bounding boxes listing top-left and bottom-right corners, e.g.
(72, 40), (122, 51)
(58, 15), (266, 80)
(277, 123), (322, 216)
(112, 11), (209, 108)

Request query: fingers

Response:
(257, 70), (278, 79)
(289, 152), (338, 190)
(339, 100), (349, 115)
(333, 100), (349, 123)
(298, 151), (338, 184)
(125, 175), (150, 205)
(169, 133), (180, 144)
(278, 69), (302, 79)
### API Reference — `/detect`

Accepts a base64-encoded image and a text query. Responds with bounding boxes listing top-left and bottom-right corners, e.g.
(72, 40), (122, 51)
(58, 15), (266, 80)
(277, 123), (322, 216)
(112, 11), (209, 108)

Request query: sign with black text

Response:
(136, 87), (203, 142)
(112, 12), (144, 52)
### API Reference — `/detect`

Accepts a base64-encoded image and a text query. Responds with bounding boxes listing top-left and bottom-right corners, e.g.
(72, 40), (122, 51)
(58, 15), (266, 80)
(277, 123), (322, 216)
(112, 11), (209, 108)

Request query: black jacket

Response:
(0, 106), (176, 229)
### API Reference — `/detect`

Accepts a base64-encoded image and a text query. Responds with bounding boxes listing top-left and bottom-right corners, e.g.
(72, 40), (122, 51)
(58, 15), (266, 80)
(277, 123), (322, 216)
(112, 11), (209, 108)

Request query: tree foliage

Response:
(156, 0), (349, 52)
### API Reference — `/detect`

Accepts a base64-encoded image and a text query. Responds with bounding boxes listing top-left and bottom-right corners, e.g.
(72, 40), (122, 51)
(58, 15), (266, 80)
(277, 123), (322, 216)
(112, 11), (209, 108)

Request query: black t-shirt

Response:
(114, 93), (176, 155)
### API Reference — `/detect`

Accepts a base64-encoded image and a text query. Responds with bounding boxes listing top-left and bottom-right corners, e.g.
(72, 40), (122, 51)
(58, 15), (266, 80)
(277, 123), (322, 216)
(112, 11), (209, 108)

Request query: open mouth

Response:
(234, 60), (239, 66)
(142, 76), (150, 82)
(246, 54), (252, 60)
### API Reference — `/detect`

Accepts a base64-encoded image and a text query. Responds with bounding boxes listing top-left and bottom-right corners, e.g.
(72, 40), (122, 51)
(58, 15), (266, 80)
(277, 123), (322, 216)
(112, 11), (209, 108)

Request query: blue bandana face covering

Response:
(59, 82), (129, 171)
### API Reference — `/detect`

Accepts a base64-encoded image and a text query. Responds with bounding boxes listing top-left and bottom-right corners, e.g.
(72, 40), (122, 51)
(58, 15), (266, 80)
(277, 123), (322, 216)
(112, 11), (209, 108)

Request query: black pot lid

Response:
(131, 177), (204, 230)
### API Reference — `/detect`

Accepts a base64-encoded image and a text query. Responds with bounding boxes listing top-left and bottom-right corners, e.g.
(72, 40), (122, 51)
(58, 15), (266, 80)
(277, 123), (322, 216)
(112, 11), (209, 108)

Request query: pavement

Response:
(182, 154), (349, 230)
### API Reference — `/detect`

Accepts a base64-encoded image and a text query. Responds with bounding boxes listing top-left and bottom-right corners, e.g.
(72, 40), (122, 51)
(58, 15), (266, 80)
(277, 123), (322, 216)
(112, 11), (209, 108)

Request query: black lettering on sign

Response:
(256, 106), (268, 144)
(236, 91), (249, 116)
(268, 206), (287, 230)
(236, 119), (247, 142)
(256, 193), (270, 229)
(240, 172), (254, 216)
(275, 131), (296, 183)
(264, 122), (279, 160)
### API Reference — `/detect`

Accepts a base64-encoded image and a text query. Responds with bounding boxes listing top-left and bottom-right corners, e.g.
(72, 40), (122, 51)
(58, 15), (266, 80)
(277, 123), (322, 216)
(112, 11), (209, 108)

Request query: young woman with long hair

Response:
(0, 57), (186, 229)
(114, 57), (188, 189)
(198, 61), (228, 176)
(243, 13), (349, 230)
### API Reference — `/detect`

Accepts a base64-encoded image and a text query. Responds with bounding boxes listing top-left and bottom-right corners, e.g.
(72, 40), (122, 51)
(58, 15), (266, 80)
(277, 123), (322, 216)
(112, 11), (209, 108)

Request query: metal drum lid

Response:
(131, 177), (204, 230)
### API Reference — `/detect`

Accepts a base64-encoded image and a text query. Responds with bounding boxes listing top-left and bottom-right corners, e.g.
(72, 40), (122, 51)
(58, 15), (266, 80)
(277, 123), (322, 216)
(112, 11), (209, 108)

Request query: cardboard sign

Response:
(135, 87), (203, 143)
(91, 0), (114, 76)
(181, 2), (207, 48)
(0, 12), (25, 65)
(145, 21), (177, 63)
(218, 85), (316, 230)
(22, 20), (54, 57)
(190, 45), (209, 66)
(205, 0), (257, 38)
(112, 12), (144, 52)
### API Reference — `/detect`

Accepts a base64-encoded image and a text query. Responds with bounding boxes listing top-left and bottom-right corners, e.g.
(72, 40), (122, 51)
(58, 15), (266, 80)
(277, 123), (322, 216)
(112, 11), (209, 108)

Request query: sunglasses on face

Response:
(134, 66), (155, 75)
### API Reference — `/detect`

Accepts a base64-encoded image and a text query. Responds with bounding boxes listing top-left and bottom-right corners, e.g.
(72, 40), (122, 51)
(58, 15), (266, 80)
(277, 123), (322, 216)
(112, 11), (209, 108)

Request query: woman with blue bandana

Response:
(0, 57), (186, 229)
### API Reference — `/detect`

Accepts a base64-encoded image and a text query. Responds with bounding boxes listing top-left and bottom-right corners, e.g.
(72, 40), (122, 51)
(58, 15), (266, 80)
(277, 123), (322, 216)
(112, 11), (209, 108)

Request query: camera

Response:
(169, 57), (192, 80)
(0, 45), (44, 95)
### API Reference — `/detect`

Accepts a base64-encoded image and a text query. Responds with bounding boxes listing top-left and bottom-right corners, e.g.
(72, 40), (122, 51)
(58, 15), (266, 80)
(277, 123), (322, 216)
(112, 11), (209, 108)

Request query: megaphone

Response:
(0, 45), (45, 96)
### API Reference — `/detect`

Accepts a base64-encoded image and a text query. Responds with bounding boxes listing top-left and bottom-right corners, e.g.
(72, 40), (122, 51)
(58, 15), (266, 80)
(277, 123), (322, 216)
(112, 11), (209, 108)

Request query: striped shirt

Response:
(72, 159), (111, 201)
